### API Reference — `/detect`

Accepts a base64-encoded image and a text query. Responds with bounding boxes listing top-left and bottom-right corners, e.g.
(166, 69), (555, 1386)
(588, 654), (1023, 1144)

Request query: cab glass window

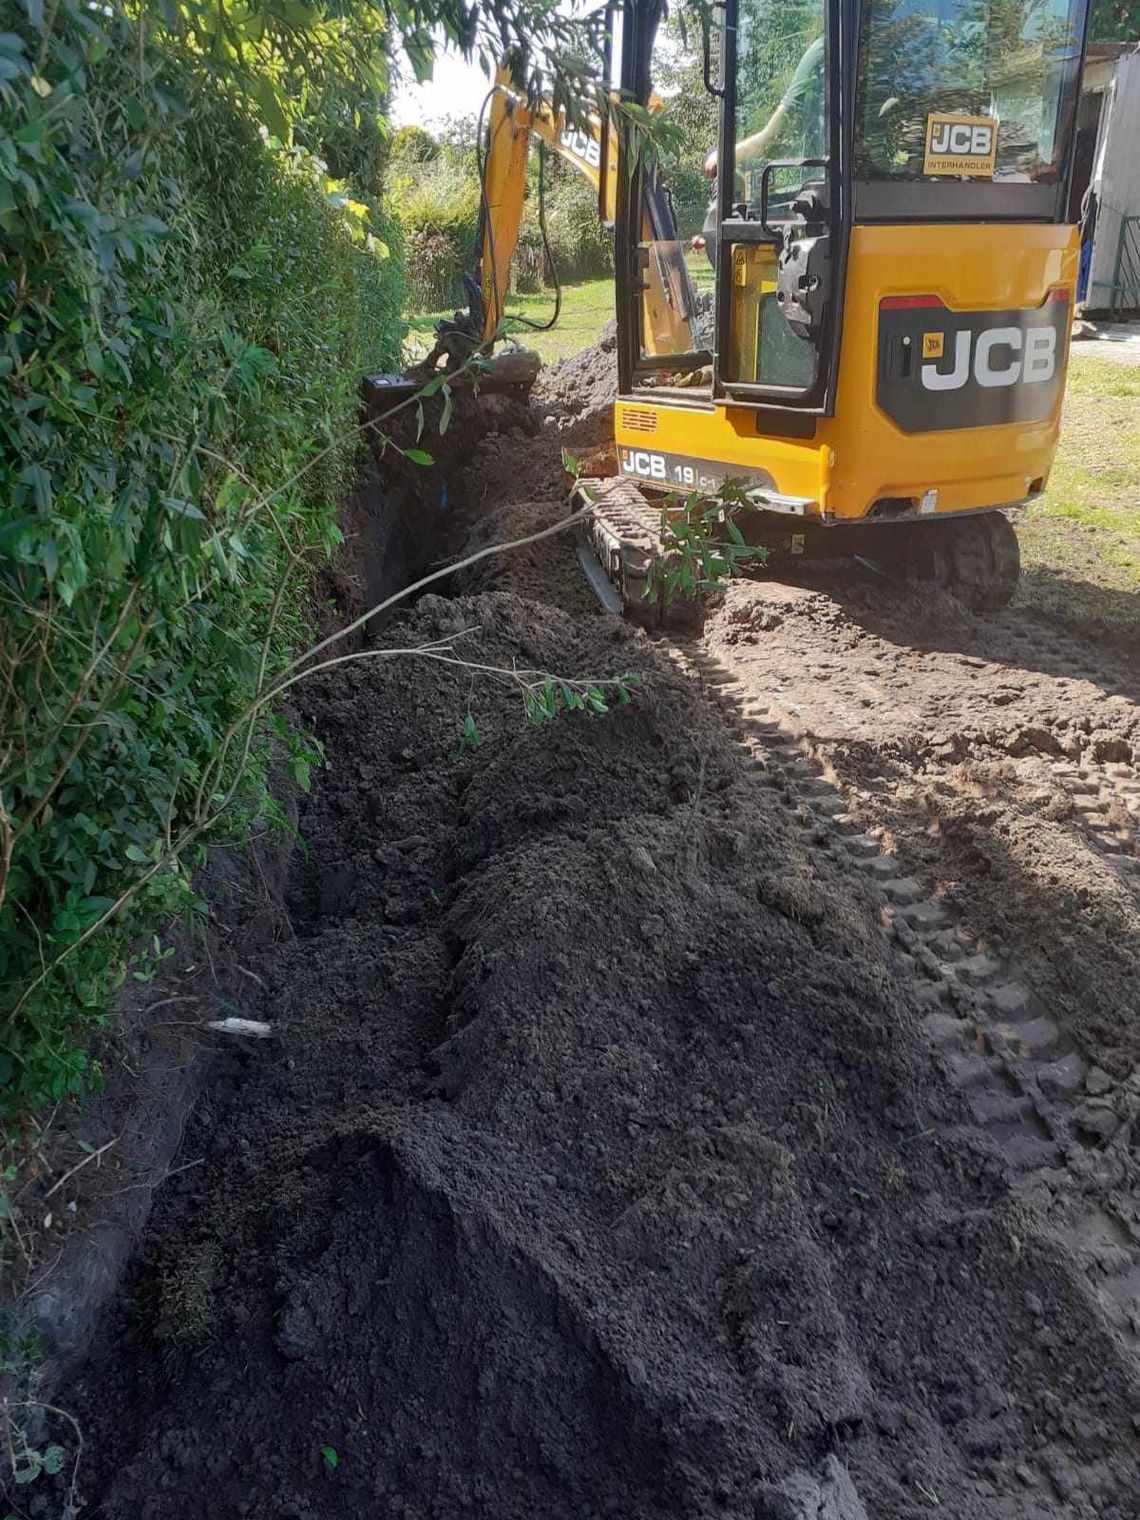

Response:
(855, 0), (1085, 183)
(733, 0), (828, 208)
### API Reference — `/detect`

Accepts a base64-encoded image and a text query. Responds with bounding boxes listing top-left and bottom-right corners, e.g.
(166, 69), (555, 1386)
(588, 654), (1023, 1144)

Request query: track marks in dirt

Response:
(54, 367), (1140, 1520)
(694, 580), (1140, 1365)
(63, 584), (1140, 1520)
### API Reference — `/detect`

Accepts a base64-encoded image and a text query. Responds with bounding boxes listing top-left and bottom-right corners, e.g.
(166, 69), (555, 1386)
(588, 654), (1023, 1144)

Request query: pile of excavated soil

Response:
(533, 291), (714, 454)
(533, 318), (618, 449)
(49, 350), (1140, 1520)
(62, 587), (1140, 1519)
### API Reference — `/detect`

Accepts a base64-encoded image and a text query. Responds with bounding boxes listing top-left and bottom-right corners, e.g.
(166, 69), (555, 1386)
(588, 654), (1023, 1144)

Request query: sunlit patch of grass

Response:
(1015, 352), (1140, 642)
(405, 278), (616, 367)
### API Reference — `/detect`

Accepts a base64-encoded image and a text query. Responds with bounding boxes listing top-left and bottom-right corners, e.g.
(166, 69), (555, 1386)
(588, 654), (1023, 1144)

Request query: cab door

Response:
(713, 0), (850, 411)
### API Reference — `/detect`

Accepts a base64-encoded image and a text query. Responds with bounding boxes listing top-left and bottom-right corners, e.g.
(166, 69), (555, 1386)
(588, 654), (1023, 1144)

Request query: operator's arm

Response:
(704, 35), (825, 178)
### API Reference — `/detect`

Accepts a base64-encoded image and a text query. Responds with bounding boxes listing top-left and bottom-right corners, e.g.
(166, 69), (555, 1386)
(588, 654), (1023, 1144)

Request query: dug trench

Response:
(43, 358), (1140, 1519)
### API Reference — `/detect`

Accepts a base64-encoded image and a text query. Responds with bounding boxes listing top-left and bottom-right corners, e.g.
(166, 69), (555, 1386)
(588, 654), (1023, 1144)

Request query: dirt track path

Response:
(694, 576), (1140, 1355)
(44, 391), (1140, 1520)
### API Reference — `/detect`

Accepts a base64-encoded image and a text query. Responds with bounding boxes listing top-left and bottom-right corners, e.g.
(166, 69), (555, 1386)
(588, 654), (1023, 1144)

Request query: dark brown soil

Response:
(36, 357), (1140, 1520)
(533, 318), (618, 450)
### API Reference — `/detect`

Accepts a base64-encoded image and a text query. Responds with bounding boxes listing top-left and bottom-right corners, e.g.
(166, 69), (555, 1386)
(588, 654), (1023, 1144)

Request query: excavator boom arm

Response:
(474, 71), (701, 362)
(476, 72), (618, 341)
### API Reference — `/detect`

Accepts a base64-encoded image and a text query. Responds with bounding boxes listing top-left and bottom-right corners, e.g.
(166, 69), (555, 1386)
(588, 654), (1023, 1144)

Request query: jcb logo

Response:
(929, 121), (993, 157)
(619, 447), (666, 480)
(558, 125), (601, 170)
(921, 325), (1057, 391)
(923, 113), (999, 177)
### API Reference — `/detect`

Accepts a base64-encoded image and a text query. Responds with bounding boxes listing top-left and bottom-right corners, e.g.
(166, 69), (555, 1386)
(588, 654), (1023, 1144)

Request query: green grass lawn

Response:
(405, 277), (616, 367)
(405, 254), (713, 367)
(1016, 352), (1140, 643)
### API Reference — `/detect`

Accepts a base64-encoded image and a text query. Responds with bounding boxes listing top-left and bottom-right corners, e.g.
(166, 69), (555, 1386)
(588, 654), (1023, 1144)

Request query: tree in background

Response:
(653, 5), (720, 238)
(1090, 0), (1140, 40)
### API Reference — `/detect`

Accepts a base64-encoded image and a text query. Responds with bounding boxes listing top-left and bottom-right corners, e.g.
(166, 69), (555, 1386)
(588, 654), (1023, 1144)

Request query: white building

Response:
(1074, 43), (1140, 319)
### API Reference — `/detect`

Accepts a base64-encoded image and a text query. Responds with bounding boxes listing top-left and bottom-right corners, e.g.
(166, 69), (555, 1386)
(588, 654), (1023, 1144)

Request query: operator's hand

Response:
(702, 108), (784, 180)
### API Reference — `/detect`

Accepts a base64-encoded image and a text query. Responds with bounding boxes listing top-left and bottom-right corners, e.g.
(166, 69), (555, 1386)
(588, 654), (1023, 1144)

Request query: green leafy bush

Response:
(394, 134), (612, 312)
(542, 170), (613, 284)
(395, 154), (482, 308)
(0, 3), (403, 1126)
(389, 124), (440, 166)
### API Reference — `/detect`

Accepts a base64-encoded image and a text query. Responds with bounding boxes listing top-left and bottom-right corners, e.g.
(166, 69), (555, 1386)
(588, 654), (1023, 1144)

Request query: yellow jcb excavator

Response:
(366, 0), (1093, 615)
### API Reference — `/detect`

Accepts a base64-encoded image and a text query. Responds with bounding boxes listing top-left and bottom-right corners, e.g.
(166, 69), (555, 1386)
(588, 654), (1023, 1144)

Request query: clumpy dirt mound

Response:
(59, 575), (1140, 1519)
(43, 360), (1140, 1516)
(452, 432), (600, 617)
(533, 317), (618, 449)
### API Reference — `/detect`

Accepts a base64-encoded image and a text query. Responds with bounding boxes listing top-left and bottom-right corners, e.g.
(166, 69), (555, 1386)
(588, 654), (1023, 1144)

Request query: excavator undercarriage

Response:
(571, 474), (1022, 625)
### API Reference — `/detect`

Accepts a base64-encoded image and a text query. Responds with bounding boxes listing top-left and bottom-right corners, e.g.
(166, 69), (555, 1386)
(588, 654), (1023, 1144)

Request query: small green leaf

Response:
(459, 713), (483, 752)
(404, 448), (434, 467)
(320, 1446), (339, 1470)
(42, 1446), (65, 1476)
(22, 461), (52, 513)
(253, 76), (290, 141)
(13, 1454), (41, 1484)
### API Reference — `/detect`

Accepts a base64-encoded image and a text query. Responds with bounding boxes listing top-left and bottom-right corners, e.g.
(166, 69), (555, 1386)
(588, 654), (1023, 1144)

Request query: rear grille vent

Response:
(620, 406), (658, 434)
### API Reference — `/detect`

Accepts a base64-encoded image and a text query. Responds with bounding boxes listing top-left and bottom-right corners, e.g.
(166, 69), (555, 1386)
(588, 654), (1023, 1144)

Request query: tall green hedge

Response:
(0, 2), (404, 1125)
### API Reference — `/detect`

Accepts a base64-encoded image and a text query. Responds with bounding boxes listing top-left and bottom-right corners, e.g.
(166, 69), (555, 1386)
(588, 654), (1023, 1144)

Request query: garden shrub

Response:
(395, 138), (612, 311)
(395, 153), (481, 309)
(542, 170), (613, 284)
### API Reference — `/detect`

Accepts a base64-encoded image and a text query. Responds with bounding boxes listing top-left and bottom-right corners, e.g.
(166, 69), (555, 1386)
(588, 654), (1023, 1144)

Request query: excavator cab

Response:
(602, 0), (1091, 608)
